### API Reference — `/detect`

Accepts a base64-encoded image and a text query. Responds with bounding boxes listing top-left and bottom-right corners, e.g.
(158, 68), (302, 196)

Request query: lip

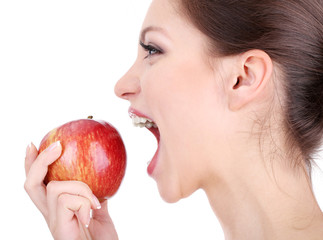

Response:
(128, 107), (154, 122)
(128, 107), (160, 176)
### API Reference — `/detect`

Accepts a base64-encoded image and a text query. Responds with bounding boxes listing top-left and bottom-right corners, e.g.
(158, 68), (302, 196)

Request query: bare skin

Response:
(25, 0), (323, 239)
(25, 142), (118, 240)
(115, 0), (323, 239)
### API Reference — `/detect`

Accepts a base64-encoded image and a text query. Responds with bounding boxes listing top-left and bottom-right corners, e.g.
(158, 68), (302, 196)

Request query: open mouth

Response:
(129, 108), (160, 175)
(129, 111), (160, 142)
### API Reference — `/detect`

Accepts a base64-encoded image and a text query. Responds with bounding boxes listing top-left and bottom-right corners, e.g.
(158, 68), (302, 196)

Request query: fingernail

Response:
(90, 209), (93, 219)
(26, 142), (32, 155)
(47, 141), (60, 151)
(93, 194), (101, 209)
(85, 209), (92, 228)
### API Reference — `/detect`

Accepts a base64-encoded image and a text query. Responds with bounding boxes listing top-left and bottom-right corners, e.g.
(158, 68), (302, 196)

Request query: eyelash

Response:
(139, 41), (163, 59)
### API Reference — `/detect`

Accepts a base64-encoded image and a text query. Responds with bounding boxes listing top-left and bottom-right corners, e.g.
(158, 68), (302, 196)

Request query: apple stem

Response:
(88, 116), (93, 119)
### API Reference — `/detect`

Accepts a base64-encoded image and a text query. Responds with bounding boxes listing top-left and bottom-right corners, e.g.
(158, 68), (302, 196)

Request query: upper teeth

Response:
(132, 116), (157, 128)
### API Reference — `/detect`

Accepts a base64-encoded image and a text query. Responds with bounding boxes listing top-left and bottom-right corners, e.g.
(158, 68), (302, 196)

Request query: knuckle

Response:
(24, 178), (37, 195)
(57, 193), (68, 206)
(75, 180), (89, 188)
(46, 181), (58, 196)
(73, 180), (93, 196)
(81, 182), (93, 194)
(24, 180), (31, 193)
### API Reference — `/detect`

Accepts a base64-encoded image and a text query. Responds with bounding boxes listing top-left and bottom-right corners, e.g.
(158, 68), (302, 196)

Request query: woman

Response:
(25, 0), (323, 239)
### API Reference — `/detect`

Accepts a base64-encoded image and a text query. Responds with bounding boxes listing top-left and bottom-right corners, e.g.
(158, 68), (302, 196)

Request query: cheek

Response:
(145, 59), (215, 112)
(143, 57), (221, 151)
(152, 64), (219, 164)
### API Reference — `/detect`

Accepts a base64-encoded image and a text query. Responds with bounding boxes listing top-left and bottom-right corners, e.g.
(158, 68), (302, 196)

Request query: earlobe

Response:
(229, 50), (273, 111)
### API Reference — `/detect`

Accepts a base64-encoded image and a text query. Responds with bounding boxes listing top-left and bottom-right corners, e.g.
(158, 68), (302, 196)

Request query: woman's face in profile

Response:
(115, 0), (234, 202)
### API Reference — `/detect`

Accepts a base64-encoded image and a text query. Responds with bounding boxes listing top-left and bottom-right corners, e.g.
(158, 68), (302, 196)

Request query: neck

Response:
(203, 151), (323, 240)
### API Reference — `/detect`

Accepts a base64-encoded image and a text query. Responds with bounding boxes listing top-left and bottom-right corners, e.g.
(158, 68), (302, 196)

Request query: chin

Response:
(155, 179), (182, 203)
(156, 178), (195, 203)
(158, 189), (182, 203)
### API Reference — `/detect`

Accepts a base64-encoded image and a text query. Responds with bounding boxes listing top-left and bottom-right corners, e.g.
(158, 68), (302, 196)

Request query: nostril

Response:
(120, 92), (134, 100)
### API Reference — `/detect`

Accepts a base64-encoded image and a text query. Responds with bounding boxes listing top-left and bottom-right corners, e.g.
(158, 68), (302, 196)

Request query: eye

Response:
(140, 41), (163, 59)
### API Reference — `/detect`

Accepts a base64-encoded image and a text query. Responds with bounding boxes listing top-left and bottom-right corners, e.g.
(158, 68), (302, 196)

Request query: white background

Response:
(0, 1), (322, 239)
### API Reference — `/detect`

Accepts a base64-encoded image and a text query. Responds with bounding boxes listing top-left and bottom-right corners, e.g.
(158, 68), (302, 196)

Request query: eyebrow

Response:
(139, 26), (168, 42)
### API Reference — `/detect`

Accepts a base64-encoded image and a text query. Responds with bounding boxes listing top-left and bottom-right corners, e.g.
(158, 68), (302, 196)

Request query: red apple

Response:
(39, 116), (126, 200)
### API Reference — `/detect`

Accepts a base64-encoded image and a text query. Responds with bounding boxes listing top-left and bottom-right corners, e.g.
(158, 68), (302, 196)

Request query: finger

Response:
(24, 141), (62, 216)
(92, 200), (113, 223)
(79, 219), (93, 240)
(25, 141), (62, 189)
(25, 142), (38, 176)
(90, 200), (118, 239)
(47, 180), (101, 227)
(56, 194), (92, 230)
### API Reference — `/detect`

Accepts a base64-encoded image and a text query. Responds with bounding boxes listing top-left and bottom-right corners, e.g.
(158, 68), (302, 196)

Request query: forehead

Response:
(143, 0), (178, 27)
(141, 0), (196, 39)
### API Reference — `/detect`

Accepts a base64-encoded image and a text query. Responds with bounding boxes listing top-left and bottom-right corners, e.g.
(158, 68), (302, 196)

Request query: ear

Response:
(228, 50), (273, 111)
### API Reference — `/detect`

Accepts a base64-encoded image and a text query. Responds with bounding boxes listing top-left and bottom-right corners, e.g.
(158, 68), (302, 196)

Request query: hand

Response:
(24, 142), (118, 240)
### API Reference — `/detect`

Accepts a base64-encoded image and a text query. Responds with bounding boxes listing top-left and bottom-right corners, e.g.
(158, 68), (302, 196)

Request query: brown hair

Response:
(178, 0), (323, 167)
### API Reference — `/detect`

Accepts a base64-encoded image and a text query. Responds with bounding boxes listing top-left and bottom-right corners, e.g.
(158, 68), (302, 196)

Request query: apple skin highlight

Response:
(39, 118), (126, 200)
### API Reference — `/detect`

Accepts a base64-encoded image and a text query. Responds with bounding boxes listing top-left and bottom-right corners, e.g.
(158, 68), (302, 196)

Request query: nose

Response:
(114, 63), (141, 101)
